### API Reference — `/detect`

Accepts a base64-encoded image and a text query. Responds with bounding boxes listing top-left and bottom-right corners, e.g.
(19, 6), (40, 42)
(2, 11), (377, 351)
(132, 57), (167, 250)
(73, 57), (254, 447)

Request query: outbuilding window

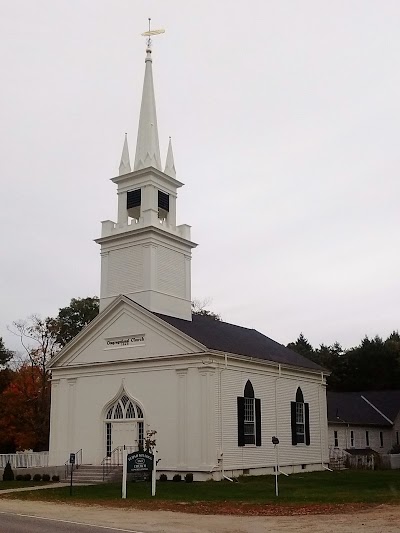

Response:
(237, 380), (261, 447)
(291, 387), (310, 446)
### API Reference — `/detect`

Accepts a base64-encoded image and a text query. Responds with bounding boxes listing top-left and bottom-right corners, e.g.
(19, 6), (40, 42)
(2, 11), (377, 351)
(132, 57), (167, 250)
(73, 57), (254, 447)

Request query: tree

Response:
(5, 315), (58, 450)
(191, 298), (221, 321)
(287, 333), (315, 360)
(54, 296), (99, 347)
(0, 365), (50, 450)
(0, 337), (13, 367)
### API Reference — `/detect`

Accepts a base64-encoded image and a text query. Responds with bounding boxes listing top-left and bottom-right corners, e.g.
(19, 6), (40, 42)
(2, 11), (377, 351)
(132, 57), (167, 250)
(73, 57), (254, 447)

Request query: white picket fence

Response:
(0, 452), (49, 469)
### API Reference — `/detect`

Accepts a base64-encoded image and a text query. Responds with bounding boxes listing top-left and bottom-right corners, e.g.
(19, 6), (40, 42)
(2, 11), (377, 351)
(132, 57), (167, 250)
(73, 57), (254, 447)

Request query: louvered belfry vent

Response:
(127, 189), (141, 209)
(158, 191), (169, 212)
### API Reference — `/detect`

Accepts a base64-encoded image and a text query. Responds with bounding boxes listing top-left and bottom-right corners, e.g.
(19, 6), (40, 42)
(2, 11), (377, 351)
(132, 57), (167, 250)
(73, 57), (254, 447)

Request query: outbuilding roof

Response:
(155, 312), (324, 372)
(327, 390), (400, 427)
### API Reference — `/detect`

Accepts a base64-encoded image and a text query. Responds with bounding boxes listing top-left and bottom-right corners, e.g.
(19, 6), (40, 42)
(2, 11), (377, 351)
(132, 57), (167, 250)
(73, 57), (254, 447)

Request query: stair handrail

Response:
(101, 445), (137, 481)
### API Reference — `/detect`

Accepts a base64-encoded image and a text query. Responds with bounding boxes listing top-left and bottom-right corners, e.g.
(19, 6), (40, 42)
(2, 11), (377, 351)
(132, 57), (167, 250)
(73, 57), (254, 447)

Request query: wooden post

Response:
(122, 446), (127, 499)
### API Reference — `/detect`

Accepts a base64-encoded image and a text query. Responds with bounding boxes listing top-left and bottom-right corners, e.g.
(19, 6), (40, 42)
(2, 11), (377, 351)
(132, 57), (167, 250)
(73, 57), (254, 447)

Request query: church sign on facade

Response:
(105, 335), (145, 349)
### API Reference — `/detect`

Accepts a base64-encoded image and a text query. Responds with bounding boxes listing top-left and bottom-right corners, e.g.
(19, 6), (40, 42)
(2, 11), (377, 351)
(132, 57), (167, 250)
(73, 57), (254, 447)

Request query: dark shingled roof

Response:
(361, 391), (400, 422)
(155, 313), (323, 372)
(327, 391), (400, 427)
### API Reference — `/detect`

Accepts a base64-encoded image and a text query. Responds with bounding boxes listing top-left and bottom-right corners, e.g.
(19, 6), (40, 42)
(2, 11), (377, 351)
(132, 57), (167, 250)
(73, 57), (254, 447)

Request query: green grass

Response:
(0, 481), (50, 490)
(2, 471), (400, 504)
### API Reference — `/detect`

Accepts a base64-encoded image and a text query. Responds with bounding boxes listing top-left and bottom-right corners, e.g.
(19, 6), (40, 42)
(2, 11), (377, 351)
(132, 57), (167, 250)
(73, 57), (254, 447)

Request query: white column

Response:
(117, 191), (128, 227)
(176, 369), (188, 466)
(199, 367), (215, 466)
(67, 378), (77, 453)
(48, 379), (60, 466)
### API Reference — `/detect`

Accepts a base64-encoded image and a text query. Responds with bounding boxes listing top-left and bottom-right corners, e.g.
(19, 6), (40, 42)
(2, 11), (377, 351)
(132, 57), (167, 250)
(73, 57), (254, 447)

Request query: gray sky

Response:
(1, 0), (399, 353)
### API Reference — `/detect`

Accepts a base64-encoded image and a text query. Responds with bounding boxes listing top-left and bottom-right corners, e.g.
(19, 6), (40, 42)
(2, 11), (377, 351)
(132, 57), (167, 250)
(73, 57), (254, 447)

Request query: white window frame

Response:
(350, 430), (354, 447)
(296, 401), (305, 444)
(334, 430), (339, 448)
(244, 397), (256, 445)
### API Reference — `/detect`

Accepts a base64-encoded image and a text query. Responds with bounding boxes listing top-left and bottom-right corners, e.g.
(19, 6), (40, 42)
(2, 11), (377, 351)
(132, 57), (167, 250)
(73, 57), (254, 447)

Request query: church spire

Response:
(119, 133), (131, 175)
(164, 137), (176, 178)
(134, 43), (162, 171)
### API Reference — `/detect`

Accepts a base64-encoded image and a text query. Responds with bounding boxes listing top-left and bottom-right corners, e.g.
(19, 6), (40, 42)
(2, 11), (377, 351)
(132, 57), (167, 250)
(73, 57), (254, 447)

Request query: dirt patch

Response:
(1, 498), (400, 533)
(66, 498), (377, 516)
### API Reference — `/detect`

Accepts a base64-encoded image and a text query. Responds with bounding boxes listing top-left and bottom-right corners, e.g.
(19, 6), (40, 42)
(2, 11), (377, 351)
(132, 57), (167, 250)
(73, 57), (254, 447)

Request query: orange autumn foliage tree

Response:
(0, 365), (50, 451)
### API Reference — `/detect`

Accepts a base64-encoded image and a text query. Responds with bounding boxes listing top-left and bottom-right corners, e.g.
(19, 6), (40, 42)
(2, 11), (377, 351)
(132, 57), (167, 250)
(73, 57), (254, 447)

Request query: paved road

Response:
(0, 511), (151, 533)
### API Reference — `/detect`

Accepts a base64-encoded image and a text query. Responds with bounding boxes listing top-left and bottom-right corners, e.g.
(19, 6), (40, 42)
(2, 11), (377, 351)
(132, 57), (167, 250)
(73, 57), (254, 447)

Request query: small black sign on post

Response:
(69, 453), (75, 496)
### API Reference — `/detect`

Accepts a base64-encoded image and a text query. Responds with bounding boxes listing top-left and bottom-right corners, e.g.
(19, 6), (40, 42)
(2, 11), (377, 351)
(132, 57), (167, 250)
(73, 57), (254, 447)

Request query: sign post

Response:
(122, 446), (127, 499)
(123, 450), (154, 499)
(151, 450), (157, 497)
(272, 436), (279, 497)
(69, 453), (75, 496)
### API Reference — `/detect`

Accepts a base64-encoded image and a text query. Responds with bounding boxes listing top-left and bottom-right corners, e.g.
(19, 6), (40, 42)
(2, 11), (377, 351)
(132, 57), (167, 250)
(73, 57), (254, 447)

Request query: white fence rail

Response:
(0, 452), (49, 469)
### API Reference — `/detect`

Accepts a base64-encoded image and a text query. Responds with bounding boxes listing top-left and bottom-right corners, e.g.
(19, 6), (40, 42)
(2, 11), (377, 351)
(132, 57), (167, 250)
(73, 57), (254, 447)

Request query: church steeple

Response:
(96, 27), (197, 321)
(134, 45), (162, 171)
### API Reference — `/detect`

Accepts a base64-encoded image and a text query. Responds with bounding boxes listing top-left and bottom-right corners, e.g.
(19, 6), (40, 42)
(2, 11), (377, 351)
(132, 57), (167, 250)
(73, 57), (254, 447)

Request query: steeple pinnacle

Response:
(164, 137), (176, 178)
(133, 44), (162, 171)
(119, 133), (131, 175)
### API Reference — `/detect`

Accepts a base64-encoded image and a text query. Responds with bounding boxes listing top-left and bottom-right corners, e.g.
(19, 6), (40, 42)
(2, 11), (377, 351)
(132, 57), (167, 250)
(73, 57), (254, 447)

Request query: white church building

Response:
(48, 36), (329, 480)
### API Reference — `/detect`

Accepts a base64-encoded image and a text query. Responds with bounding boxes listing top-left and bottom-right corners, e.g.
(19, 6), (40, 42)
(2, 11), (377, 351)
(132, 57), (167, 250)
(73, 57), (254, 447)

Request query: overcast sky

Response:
(1, 0), (399, 353)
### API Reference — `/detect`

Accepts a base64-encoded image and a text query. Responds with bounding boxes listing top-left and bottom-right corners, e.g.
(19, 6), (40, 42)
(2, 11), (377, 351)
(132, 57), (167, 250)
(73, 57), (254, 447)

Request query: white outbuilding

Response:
(48, 37), (329, 480)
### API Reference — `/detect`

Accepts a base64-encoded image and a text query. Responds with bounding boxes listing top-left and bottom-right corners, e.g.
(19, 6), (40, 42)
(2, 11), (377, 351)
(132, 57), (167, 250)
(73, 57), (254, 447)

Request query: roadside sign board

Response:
(127, 451), (153, 473)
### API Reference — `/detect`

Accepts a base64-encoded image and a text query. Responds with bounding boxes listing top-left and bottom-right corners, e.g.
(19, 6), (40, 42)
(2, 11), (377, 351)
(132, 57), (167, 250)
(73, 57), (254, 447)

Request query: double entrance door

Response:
(111, 422), (137, 449)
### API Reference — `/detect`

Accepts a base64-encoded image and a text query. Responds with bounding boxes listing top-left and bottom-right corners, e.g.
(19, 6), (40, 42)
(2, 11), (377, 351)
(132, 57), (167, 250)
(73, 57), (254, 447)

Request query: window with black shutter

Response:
(237, 380), (261, 447)
(127, 189), (141, 220)
(291, 387), (310, 446)
(158, 190), (169, 220)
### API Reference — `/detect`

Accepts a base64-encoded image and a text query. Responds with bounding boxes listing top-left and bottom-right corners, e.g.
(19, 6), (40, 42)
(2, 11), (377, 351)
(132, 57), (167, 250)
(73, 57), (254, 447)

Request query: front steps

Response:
(66, 465), (123, 484)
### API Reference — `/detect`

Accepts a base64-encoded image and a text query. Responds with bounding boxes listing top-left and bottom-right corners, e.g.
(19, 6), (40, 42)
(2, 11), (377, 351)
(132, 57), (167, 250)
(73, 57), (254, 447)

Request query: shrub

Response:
(23, 474), (31, 481)
(33, 474), (42, 482)
(2, 462), (14, 481)
(42, 474), (50, 482)
(185, 473), (193, 483)
(159, 473), (168, 482)
(172, 474), (182, 482)
(15, 475), (23, 481)
(52, 475), (60, 482)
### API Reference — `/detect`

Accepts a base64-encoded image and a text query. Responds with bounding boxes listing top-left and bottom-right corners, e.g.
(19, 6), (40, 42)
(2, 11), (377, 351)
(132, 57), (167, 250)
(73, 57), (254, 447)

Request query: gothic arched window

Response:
(105, 395), (144, 421)
(237, 380), (261, 447)
(291, 387), (310, 446)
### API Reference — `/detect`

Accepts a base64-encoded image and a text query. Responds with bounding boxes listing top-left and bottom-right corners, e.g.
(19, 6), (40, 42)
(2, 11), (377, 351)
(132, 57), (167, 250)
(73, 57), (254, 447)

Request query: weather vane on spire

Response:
(141, 18), (165, 49)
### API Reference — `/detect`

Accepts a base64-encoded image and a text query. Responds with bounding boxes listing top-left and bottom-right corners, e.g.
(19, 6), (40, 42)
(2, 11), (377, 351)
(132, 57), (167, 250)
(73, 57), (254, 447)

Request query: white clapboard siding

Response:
(219, 364), (328, 471)
(108, 245), (144, 295)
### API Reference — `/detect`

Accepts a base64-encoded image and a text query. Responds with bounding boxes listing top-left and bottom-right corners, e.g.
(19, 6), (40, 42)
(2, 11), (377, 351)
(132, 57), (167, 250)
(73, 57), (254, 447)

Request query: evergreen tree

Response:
(2, 461), (14, 481)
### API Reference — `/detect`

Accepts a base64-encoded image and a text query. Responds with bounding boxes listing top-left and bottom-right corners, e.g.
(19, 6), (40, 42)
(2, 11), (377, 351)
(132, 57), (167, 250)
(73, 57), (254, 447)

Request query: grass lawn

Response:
(0, 481), (51, 490)
(2, 470), (400, 505)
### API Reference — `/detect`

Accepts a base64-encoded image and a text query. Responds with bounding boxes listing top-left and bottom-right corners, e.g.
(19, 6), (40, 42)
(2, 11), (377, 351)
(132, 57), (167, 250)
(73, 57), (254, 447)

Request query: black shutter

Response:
(127, 189), (141, 209)
(158, 190), (169, 212)
(255, 398), (261, 446)
(237, 397), (245, 447)
(291, 401), (297, 445)
(305, 403), (310, 445)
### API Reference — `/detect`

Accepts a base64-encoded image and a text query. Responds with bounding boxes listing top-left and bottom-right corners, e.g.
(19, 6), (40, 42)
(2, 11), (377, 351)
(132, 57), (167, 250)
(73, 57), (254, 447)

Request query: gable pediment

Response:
(49, 296), (206, 368)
